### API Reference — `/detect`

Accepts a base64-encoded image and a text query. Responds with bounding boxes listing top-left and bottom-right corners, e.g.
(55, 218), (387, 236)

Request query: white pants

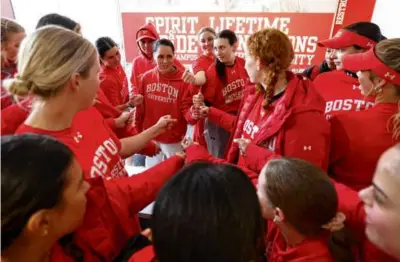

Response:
(145, 141), (183, 168)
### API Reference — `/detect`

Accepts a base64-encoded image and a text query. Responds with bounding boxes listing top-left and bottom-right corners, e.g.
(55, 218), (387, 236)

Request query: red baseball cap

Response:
(318, 29), (376, 50)
(137, 29), (157, 42)
(342, 47), (400, 86)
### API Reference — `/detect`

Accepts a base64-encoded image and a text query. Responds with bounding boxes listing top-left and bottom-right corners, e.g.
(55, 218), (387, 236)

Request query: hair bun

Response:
(4, 75), (34, 97)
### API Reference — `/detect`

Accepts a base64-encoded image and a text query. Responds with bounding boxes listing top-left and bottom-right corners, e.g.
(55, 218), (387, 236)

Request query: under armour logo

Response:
(353, 85), (361, 90)
(385, 72), (395, 80)
(303, 145), (312, 151)
(74, 132), (83, 143)
(366, 42), (374, 48)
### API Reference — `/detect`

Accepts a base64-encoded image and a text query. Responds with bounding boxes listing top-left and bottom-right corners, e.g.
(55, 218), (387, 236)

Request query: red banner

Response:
(121, 12), (334, 72)
(331, 0), (376, 36)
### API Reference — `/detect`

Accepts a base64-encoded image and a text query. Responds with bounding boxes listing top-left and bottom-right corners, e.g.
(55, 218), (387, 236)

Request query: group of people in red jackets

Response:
(1, 12), (400, 262)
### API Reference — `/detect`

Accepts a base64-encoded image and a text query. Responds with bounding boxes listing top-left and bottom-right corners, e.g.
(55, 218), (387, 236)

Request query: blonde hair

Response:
(5, 25), (97, 98)
(375, 38), (400, 139)
(1, 18), (25, 43)
(246, 29), (294, 109)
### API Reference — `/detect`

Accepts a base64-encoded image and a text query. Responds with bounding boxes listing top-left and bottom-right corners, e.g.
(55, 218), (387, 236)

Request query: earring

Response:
(256, 66), (260, 71)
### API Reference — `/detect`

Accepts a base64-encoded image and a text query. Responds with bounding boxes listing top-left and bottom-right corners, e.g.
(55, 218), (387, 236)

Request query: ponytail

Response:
(257, 63), (281, 110)
(328, 227), (356, 262)
(215, 59), (227, 83)
(59, 234), (85, 262)
(390, 102), (400, 140)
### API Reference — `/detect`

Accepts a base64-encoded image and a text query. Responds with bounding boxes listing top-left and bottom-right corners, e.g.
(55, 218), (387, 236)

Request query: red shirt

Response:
(193, 53), (215, 74)
(1, 62), (17, 110)
(329, 103), (400, 190)
(1, 97), (32, 135)
(100, 64), (129, 107)
(313, 70), (375, 118)
(136, 67), (195, 143)
(203, 56), (249, 113)
(266, 221), (333, 262)
(16, 107), (128, 179)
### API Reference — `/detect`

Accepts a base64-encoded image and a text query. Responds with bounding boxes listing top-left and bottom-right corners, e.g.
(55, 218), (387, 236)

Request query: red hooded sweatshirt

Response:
(130, 23), (184, 94)
(48, 156), (184, 261)
(99, 64), (130, 107)
(1, 96), (32, 135)
(313, 70), (375, 118)
(203, 56), (248, 114)
(186, 72), (330, 183)
(191, 53), (216, 148)
(135, 66), (196, 144)
(16, 107), (128, 179)
(329, 103), (400, 191)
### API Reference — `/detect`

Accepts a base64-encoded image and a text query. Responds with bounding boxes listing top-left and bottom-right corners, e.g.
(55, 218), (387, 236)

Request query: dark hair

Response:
(262, 158), (354, 262)
(36, 13), (78, 30)
(344, 22), (383, 49)
(153, 38), (175, 54)
(1, 134), (84, 261)
(215, 29), (238, 83)
(95, 36), (118, 58)
(152, 162), (264, 262)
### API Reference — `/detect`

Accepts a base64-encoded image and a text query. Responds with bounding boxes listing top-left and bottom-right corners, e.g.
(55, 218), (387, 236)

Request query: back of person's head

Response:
(1, 134), (73, 250)
(95, 36), (117, 58)
(374, 39), (400, 138)
(152, 162), (264, 262)
(1, 18), (25, 44)
(246, 28), (294, 108)
(344, 22), (383, 48)
(5, 25), (97, 99)
(35, 13), (79, 33)
(260, 158), (354, 262)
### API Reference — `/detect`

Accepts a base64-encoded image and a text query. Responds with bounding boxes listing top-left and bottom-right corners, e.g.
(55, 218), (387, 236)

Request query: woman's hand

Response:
(115, 111), (131, 128)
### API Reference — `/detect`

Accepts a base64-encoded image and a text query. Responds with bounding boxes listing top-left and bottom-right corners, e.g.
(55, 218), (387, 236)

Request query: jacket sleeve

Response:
(208, 107), (236, 133)
(181, 83), (197, 125)
(105, 117), (117, 131)
(134, 78), (145, 132)
(328, 115), (349, 175)
(105, 155), (184, 214)
(130, 59), (140, 94)
(186, 144), (259, 184)
(100, 78), (121, 107)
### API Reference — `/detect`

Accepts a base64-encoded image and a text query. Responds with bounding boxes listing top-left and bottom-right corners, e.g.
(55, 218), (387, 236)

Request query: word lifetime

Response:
(146, 16), (292, 35)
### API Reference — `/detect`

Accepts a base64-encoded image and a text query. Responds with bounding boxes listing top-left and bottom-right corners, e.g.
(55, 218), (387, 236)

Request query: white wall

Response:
(372, 0), (400, 38)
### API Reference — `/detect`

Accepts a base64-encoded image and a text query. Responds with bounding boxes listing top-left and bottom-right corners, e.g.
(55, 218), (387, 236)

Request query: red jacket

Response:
(16, 107), (128, 179)
(186, 72), (330, 183)
(333, 181), (398, 262)
(313, 70), (375, 118)
(100, 64), (129, 107)
(203, 56), (248, 114)
(191, 53), (216, 147)
(130, 23), (184, 93)
(1, 62), (18, 110)
(0, 97), (32, 135)
(266, 220), (333, 262)
(49, 156), (184, 261)
(135, 66), (195, 143)
(329, 103), (399, 191)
